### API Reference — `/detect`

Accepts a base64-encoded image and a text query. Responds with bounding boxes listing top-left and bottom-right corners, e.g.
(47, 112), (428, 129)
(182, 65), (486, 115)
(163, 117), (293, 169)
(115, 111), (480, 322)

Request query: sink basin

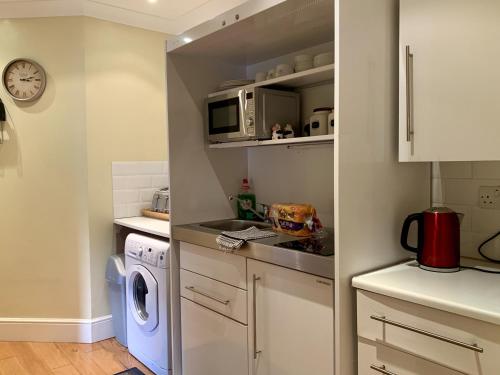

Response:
(199, 219), (272, 232)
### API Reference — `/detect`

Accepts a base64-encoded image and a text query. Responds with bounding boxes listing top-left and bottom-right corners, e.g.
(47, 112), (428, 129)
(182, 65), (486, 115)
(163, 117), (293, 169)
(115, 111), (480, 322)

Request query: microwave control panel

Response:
(246, 91), (255, 136)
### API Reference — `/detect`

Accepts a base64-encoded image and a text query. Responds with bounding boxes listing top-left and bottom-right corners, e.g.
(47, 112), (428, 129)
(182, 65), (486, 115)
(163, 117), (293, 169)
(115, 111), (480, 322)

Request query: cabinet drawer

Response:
(180, 242), (246, 289)
(181, 297), (248, 375)
(181, 269), (247, 324)
(358, 337), (463, 375)
(357, 290), (500, 374)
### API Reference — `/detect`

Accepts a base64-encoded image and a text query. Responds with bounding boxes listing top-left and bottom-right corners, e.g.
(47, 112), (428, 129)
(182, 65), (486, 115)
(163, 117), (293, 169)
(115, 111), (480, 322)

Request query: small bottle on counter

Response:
(237, 178), (256, 220)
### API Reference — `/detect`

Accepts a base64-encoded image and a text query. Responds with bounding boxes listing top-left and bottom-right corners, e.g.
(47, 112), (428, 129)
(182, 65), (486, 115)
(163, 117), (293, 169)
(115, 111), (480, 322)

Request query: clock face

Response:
(2, 59), (46, 102)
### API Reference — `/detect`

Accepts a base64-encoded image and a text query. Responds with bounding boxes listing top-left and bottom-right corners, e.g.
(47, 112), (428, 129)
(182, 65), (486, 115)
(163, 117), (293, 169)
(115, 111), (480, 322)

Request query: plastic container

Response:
(237, 178), (256, 220)
(328, 110), (334, 134)
(105, 254), (127, 347)
(310, 107), (332, 136)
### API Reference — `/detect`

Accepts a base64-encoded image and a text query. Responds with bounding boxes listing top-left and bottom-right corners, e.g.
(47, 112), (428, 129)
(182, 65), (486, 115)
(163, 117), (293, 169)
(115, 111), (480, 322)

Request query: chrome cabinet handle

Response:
(370, 364), (398, 375)
(371, 315), (483, 353)
(253, 274), (261, 359)
(238, 89), (248, 136)
(185, 286), (230, 305)
(405, 45), (414, 144)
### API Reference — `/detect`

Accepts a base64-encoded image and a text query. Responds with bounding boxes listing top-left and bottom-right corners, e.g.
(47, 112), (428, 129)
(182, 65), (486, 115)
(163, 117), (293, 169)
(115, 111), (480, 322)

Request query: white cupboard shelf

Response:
(208, 64), (334, 98)
(208, 134), (334, 149)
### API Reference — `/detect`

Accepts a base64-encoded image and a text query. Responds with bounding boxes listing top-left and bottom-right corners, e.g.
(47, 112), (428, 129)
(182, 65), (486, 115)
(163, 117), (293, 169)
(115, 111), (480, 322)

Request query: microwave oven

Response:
(207, 87), (300, 143)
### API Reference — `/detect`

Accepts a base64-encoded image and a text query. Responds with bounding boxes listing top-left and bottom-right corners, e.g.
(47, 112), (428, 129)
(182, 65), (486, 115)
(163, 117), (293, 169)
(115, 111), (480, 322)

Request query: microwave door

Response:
(207, 91), (248, 143)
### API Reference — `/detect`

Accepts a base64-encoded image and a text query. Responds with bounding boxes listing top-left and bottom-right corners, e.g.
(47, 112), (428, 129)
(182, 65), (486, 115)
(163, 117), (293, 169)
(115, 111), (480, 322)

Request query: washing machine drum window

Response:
(134, 273), (149, 320)
(127, 265), (159, 332)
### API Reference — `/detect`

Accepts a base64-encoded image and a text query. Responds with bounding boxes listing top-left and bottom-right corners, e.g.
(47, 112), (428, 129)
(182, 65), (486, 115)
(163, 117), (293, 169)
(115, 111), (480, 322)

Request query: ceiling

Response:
(0, 0), (249, 35)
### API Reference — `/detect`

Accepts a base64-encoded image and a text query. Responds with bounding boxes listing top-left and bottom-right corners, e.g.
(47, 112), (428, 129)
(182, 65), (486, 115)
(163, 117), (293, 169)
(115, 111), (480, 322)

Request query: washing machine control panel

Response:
(125, 233), (170, 268)
(158, 250), (168, 268)
(142, 247), (160, 266)
(126, 245), (144, 260)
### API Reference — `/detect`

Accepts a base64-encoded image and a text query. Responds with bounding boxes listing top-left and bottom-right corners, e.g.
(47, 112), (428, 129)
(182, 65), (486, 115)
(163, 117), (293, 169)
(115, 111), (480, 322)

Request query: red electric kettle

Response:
(401, 207), (462, 272)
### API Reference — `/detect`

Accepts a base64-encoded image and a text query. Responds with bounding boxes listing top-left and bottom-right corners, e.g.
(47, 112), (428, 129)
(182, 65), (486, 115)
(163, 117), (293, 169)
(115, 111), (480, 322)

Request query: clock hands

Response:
(20, 77), (35, 82)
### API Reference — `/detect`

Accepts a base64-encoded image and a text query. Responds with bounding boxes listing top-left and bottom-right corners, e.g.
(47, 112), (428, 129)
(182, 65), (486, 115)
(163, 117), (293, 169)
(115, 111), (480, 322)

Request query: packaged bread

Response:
(269, 203), (322, 237)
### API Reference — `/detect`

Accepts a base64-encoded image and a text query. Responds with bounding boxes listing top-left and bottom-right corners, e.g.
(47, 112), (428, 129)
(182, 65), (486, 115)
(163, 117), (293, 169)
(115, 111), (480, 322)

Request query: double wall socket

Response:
(479, 186), (500, 209)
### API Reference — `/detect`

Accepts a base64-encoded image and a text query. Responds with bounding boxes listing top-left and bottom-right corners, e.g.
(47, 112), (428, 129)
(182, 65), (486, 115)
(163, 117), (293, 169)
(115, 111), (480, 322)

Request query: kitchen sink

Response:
(199, 219), (272, 232)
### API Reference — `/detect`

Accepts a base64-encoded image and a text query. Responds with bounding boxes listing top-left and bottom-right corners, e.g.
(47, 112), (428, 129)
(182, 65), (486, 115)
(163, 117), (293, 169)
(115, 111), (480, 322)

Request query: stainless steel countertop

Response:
(172, 221), (334, 279)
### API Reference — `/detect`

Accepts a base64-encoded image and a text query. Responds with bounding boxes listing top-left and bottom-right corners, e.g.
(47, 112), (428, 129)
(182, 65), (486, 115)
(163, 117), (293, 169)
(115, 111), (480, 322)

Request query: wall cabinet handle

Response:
(370, 364), (398, 375)
(252, 274), (262, 359)
(405, 45), (414, 144)
(185, 286), (230, 305)
(370, 315), (483, 353)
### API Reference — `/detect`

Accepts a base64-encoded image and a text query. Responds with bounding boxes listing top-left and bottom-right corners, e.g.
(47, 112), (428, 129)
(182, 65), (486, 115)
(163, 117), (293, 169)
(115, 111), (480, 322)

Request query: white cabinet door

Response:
(247, 259), (334, 375)
(399, 0), (500, 161)
(181, 298), (248, 375)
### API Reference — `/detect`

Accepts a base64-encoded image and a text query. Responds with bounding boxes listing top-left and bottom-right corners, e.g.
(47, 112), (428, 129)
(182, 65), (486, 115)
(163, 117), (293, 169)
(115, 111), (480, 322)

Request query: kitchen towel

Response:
(216, 226), (277, 252)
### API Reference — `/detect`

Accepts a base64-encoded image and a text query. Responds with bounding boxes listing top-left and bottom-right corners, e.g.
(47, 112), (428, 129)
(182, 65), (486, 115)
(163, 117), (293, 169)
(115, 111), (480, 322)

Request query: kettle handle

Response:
(401, 213), (422, 252)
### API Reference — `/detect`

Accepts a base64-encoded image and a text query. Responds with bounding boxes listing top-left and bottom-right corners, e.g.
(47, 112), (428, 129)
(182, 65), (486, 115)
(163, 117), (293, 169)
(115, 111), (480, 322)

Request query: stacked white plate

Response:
(218, 79), (254, 90)
(294, 54), (313, 72)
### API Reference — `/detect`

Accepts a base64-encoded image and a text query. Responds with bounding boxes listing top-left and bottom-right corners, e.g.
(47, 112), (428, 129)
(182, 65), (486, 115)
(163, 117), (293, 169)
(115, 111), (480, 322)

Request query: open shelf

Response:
(208, 64), (334, 98)
(208, 134), (334, 149)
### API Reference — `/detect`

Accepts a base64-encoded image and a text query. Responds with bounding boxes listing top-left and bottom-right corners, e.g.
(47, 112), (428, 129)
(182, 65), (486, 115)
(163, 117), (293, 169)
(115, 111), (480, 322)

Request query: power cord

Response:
(462, 230), (500, 274)
(477, 230), (500, 263)
(461, 265), (500, 274)
(0, 98), (5, 144)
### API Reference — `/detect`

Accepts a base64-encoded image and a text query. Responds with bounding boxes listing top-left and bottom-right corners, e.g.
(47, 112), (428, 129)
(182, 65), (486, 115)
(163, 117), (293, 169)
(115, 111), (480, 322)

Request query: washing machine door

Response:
(127, 264), (159, 332)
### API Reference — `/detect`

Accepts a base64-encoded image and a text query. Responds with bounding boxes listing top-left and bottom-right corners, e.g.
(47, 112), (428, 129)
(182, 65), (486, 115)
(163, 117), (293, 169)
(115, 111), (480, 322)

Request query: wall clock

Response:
(2, 58), (47, 102)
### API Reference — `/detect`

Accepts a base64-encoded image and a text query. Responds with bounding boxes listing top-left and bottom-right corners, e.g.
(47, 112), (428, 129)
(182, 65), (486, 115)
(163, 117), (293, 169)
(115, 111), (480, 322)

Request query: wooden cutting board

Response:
(142, 208), (170, 221)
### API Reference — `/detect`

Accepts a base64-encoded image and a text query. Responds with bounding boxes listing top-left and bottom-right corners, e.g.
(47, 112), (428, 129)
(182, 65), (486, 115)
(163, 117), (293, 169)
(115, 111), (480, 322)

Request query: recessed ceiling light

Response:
(148, 0), (157, 3)
(183, 37), (192, 43)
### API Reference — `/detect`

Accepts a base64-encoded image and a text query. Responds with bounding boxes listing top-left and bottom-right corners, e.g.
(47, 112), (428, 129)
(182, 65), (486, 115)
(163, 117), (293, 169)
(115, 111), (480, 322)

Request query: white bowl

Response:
(294, 54), (313, 63)
(313, 52), (334, 67)
(294, 61), (314, 72)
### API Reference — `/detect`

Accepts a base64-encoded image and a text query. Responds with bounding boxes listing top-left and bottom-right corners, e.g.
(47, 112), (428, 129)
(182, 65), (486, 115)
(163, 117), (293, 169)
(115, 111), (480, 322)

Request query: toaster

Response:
(152, 188), (169, 213)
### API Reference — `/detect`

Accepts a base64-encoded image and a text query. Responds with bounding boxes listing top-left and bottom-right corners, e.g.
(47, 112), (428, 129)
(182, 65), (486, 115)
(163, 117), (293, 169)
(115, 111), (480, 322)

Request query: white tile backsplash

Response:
(433, 161), (500, 261)
(442, 179), (478, 205)
(437, 162), (473, 179)
(112, 161), (169, 218)
(472, 161), (500, 179)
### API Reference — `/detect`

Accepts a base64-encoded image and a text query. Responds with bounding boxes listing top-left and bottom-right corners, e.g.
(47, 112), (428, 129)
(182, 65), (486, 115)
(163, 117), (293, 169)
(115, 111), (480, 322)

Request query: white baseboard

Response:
(0, 315), (114, 343)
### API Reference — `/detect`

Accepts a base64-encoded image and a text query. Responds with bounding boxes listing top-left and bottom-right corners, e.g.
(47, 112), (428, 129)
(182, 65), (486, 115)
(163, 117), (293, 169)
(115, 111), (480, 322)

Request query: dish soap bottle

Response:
(237, 178), (256, 220)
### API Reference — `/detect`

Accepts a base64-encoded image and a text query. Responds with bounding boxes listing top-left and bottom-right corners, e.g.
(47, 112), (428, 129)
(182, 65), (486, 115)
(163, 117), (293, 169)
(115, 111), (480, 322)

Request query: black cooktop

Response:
(275, 232), (334, 257)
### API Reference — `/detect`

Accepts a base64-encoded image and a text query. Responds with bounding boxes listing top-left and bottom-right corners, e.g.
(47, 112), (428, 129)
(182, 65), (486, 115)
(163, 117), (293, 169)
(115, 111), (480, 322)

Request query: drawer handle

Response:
(185, 286), (230, 305)
(370, 315), (483, 353)
(370, 364), (398, 375)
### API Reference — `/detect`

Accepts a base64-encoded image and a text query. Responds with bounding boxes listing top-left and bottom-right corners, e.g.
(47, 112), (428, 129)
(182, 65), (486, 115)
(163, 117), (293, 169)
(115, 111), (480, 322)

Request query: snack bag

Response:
(269, 203), (323, 237)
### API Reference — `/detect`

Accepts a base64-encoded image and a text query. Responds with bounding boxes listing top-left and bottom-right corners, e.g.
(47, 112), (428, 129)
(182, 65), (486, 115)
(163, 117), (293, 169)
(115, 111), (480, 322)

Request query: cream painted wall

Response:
(0, 17), (168, 320)
(84, 18), (168, 318)
(0, 17), (91, 318)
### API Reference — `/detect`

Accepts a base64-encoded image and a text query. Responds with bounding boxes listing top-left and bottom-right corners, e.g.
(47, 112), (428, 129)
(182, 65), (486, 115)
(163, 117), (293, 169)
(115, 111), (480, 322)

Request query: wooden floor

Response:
(0, 339), (154, 375)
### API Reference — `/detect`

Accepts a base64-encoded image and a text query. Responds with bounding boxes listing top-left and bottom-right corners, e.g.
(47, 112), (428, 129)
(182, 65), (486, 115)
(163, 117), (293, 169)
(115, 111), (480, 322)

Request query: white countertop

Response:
(352, 260), (500, 326)
(114, 216), (170, 238)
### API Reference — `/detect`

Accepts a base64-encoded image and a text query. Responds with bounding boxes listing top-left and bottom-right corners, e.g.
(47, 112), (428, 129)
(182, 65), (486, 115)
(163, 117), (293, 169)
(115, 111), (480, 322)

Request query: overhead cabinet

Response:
(399, 0), (500, 161)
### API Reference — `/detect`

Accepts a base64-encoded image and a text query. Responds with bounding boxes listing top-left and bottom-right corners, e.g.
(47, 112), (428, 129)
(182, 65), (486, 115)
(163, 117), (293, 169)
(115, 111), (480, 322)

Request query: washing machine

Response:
(125, 233), (171, 375)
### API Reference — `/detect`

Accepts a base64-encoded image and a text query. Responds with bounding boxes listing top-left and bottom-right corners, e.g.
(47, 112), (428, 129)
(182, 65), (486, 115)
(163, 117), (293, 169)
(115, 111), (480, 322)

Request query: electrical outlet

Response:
(479, 186), (500, 209)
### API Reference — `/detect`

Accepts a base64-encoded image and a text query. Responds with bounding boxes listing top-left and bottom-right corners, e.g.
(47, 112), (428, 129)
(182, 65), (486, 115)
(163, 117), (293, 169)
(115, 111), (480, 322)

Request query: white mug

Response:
(276, 63), (292, 77)
(266, 69), (275, 80)
(255, 72), (266, 82)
